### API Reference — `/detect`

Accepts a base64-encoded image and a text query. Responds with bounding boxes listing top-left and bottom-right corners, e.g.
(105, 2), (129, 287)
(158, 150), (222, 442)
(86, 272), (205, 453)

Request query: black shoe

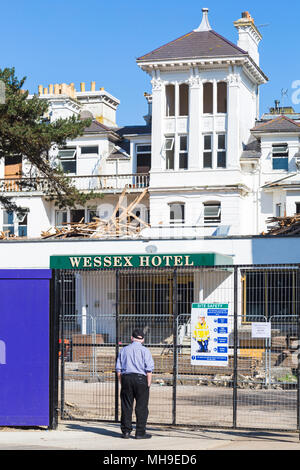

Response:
(122, 432), (131, 439)
(135, 433), (152, 439)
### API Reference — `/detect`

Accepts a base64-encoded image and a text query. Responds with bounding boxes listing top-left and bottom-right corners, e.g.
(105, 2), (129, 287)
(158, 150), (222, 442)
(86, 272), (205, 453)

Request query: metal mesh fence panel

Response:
(56, 265), (300, 431)
(236, 266), (300, 431)
(58, 270), (117, 421)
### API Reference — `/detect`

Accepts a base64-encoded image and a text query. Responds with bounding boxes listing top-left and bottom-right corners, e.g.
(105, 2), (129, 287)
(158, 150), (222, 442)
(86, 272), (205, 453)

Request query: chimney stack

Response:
(91, 81), (96, 91)
(234, 11), (262, 65)
(80, 82), (85, 92)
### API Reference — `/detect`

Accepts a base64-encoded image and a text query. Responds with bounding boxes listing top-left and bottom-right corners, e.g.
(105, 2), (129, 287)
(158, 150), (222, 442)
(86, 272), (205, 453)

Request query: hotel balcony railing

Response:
(0, 173), (150, 194)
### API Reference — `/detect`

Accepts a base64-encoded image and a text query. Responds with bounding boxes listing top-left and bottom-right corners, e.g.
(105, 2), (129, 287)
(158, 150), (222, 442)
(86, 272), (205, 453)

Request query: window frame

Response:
(80, 146), (99, 155)
(169, 202), (185, 225)
(203, 202), (221, 224)
(179, 135), (188, 170)
(217, 81), (228, 114)
(272, 143), (289, 171)
(58, 147), (77, 174)
(203, 134), (213, 169)
(164, 136), (175, 170)
(163, 137), (174, 152)
(136, 144), (152, 172)
(217, 134), (226, 168)
(55, 210), (68, 228)
(179, 83), (189, 117)
(2, 209), (29, 237)
(165, 84), (175, 117)
(203, 82), (213, 114)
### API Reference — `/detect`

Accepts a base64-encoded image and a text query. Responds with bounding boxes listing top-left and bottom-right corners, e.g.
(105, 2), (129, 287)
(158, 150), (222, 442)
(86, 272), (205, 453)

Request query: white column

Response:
(174, 82), (180, 170)
(226, 71), (240, 169)
(188, 75), (202, 170)
(151, 75), (164, 171)
(212, 79), (218, 168)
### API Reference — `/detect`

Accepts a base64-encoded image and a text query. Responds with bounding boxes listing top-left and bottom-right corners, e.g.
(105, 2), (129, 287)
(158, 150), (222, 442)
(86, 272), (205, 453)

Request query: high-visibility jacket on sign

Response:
(193, 321), (210, 341)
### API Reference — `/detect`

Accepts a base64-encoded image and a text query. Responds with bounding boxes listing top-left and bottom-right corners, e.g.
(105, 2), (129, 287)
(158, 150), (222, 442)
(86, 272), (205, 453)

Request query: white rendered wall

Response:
(149, 190), (245, 235)
(1, 236), (300, 269)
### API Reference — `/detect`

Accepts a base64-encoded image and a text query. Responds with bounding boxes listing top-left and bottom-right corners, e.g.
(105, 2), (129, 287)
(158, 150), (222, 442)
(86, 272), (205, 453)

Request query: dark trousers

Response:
(197, 340), (209, 352)
(120, 373), (149, 436)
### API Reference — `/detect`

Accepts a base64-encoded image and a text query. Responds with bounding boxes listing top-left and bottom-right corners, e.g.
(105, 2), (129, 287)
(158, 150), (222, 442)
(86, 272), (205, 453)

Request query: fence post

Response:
(49, 269), (59, 430)
(172, 268), (178, 426)
(233, 266), (238, 429)
(298, 313), (300, 438)
(115, 269), (120, 423)
(58, 272), (66, 420)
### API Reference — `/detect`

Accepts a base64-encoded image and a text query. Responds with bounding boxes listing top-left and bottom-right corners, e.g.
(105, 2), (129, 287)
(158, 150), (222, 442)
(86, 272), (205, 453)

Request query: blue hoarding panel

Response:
(0, 270), (51, 426)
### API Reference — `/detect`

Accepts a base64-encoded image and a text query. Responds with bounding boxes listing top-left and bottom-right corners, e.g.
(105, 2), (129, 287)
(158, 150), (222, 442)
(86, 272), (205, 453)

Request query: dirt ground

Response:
(61, 380), (297, 431)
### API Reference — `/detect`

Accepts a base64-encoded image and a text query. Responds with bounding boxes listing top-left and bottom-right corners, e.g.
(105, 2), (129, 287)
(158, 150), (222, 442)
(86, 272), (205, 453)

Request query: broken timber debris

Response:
(41, 188), (149, 239)
(262, 214), (300, 236)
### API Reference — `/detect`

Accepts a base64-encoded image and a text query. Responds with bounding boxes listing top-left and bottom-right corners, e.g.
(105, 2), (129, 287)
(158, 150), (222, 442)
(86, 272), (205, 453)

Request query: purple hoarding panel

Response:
(0, 270), (52, 426)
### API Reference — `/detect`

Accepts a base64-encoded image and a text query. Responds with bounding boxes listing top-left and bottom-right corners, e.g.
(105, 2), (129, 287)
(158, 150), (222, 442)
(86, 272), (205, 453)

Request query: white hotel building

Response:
(0, 9), (300, 339)
(2, 8), (300, 242)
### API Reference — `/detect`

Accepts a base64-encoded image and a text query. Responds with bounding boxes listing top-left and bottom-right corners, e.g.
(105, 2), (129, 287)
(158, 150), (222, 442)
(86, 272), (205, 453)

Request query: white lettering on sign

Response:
(67, 254), (197, 268)
(69, 257), (81, 268)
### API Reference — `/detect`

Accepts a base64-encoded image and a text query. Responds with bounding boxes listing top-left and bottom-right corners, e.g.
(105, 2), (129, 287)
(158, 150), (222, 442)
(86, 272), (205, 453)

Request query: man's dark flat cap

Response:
(132, 329), (144, 340)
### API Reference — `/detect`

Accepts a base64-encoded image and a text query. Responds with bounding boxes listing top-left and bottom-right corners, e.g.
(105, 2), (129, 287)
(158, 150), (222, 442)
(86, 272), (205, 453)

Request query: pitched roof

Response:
(117, 124), (151, 137)
(251, 116), (300, 134)
(83, 120), (112, 134)
(83, 120), (120, 141)
(137, 30), (247, 62)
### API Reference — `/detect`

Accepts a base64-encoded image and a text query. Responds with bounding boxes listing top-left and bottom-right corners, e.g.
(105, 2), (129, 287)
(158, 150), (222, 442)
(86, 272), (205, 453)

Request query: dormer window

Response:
(272, 144), (289, 170)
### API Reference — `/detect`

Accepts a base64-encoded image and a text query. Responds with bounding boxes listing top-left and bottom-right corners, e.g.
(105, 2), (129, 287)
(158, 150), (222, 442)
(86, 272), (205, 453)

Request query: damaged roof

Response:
(240, 136), (261, 160)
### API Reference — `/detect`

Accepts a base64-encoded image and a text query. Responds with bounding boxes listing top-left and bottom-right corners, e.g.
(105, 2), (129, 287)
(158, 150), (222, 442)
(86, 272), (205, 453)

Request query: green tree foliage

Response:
(0, 68), (102, 215)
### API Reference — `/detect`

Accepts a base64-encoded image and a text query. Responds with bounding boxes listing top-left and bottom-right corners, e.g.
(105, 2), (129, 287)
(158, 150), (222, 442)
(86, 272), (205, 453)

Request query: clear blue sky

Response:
(1, 0), (299, 126)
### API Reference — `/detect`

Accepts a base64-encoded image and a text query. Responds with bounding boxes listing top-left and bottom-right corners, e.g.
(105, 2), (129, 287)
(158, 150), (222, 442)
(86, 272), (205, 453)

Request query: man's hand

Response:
(147, 372), (152, 388)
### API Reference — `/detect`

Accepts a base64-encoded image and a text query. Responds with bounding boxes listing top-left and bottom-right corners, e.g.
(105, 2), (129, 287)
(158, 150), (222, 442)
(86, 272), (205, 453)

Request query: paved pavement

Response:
(0, 420), (299, 451)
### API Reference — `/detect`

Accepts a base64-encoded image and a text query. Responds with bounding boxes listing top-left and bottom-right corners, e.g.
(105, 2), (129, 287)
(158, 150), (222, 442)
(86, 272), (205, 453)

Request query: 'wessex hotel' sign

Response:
(50, 253), (233, 269)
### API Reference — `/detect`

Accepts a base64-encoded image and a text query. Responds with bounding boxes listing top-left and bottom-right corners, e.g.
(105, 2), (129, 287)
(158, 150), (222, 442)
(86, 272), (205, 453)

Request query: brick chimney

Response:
(234, 11), (262, 65)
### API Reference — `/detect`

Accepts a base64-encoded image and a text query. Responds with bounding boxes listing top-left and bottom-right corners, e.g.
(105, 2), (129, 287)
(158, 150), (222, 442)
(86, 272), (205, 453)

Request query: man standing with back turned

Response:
(116, 329), (154, 439)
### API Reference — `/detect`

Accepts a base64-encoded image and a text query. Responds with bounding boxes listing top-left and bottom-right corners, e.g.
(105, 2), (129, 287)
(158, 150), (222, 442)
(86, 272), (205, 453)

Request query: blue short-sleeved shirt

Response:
(116, 341), (154, 376)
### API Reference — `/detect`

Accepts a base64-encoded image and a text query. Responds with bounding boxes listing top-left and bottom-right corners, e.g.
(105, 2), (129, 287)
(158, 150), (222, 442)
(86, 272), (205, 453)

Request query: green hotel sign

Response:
(50, 253), (233, 270)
